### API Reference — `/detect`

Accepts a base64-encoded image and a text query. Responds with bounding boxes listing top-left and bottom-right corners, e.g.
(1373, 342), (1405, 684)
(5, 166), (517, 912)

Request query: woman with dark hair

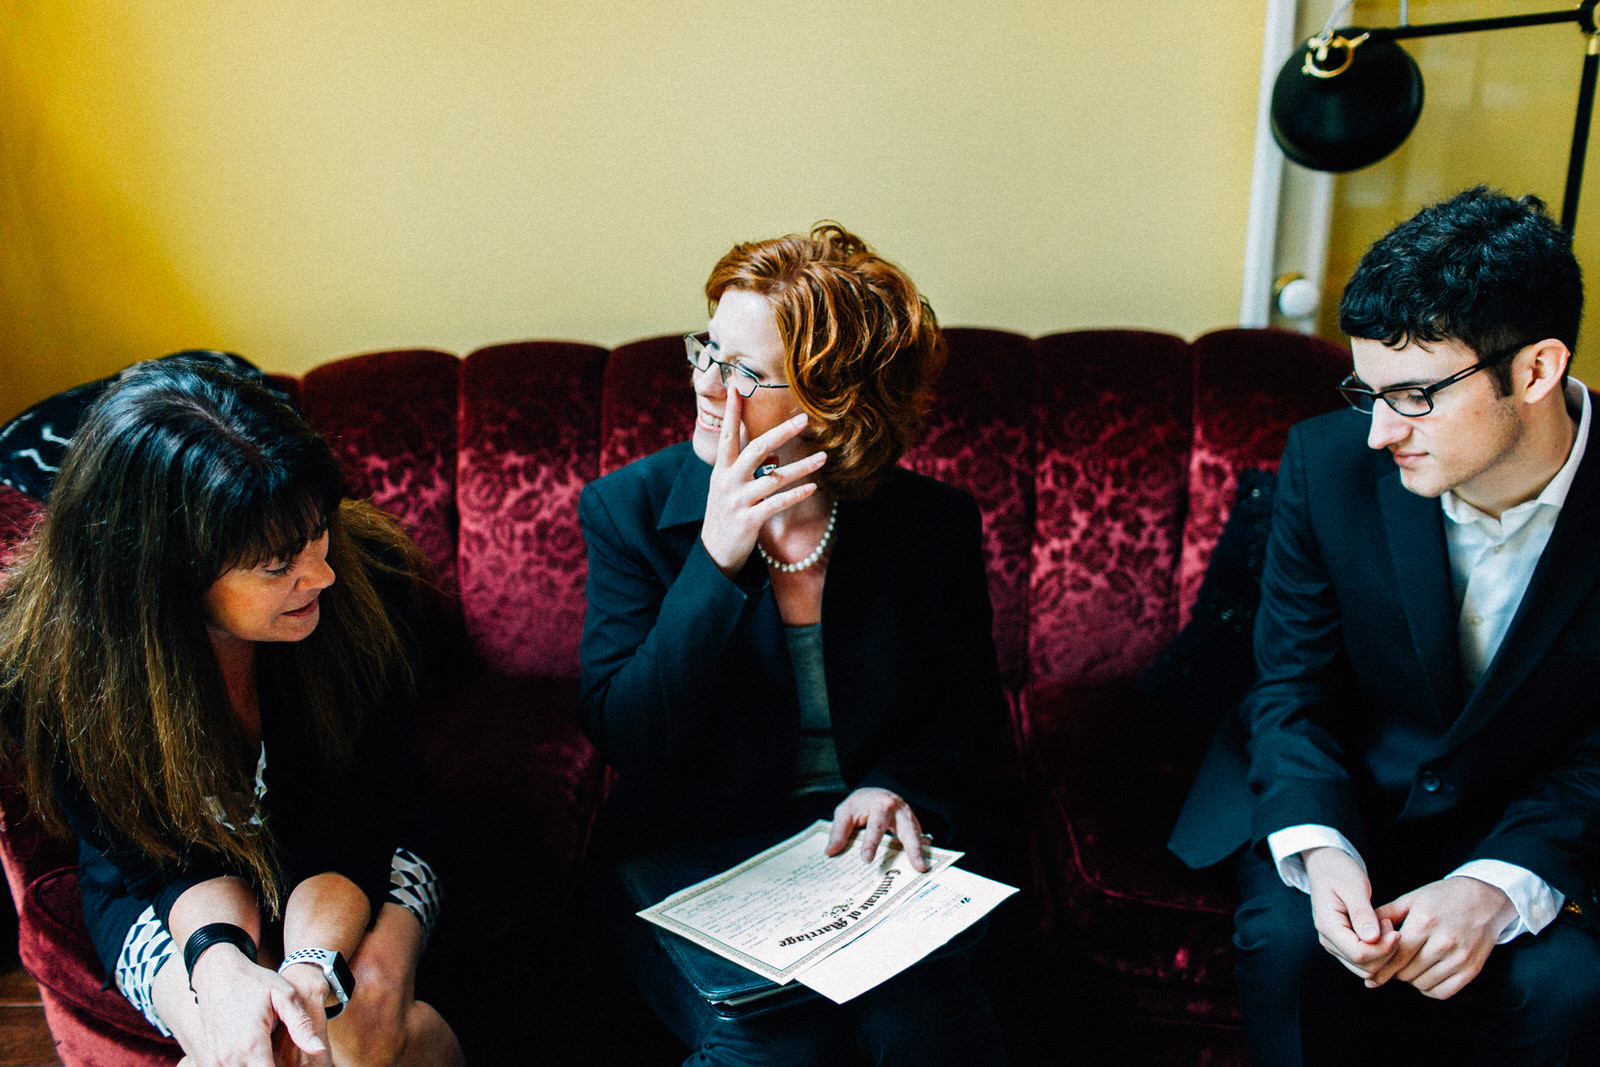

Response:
(0, 359), (463, 1065)
(580, 224), (1009, 1065)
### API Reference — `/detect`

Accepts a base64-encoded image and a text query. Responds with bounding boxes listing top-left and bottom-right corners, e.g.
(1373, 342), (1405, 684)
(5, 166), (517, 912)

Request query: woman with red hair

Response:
(579, 224), (1009, 1065)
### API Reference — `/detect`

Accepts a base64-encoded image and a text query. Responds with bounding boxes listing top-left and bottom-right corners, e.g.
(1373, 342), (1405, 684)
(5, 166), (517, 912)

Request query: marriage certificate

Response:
(637, 820), (972, 986)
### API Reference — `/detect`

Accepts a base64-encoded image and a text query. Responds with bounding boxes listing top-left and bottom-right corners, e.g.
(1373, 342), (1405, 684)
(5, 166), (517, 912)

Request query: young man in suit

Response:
(1170, 187), (1600, 1064)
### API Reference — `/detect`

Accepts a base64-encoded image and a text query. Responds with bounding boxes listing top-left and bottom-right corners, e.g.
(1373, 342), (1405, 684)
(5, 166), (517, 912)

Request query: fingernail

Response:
(1358, 923), (1378, 940)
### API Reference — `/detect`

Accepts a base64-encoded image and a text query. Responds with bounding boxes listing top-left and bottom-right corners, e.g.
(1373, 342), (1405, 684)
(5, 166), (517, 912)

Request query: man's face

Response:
(1351, 336), (1528, 514)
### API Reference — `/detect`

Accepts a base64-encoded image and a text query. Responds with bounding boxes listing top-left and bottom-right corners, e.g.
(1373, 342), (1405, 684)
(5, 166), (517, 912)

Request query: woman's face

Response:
(691, 288), (808, 465)
(203, 531), (335, 647)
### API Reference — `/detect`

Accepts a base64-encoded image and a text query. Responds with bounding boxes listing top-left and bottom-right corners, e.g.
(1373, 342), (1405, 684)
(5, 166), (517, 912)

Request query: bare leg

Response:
(330, 902), (463, 1067)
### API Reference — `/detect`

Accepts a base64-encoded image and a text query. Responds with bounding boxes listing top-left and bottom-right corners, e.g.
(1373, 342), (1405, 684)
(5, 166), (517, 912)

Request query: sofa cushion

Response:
(599, 336), (695, 476)
(300, 349), (462, 590)
(1028, 331), (1193, 688)
(457, 342), (608, 679)
(1178, 328), (1347, 626)
(905, 328), (1035, 688)
(418, 672), (605, 939)
(1139, 468), (1275, 720)
(1022, 679), (1239, 1028)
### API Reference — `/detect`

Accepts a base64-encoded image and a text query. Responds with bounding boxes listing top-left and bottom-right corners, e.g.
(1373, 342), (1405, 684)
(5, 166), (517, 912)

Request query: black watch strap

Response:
(182, 923), (259, 992)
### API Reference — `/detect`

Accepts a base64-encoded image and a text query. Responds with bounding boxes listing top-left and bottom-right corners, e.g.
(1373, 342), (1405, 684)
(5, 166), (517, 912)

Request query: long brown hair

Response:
(705, 223), (946, 499)
(0, 359), (424, 915)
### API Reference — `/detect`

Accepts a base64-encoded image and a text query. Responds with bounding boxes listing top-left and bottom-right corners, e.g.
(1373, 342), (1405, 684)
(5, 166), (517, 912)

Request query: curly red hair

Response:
(705, 223), (945, 500)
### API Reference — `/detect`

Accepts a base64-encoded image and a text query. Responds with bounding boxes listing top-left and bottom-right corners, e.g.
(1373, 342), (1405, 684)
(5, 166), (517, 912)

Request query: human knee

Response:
(329, 992), (410, 1067)
(1498, 930), (1600, 1021)
(327, 955), (413, 1066)
(1234, 887), (1320, 967)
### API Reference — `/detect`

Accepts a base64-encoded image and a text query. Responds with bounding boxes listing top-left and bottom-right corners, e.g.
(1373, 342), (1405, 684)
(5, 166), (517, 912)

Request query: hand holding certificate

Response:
(637, 821), (1017, 1004)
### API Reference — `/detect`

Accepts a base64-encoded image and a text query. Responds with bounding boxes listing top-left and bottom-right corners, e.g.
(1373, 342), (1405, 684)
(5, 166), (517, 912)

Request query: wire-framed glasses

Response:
(684, 332), (792, 399)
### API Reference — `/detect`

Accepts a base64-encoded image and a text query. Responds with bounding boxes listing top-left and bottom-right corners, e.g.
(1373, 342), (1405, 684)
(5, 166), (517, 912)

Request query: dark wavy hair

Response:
(1339, 186), (1583, 393)
(0, 358), (423, 914)
(705, 223), (946, 500)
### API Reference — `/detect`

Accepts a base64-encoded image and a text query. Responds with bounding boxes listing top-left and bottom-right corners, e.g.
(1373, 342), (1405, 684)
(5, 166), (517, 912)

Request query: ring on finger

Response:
(755, 463), (780, 479)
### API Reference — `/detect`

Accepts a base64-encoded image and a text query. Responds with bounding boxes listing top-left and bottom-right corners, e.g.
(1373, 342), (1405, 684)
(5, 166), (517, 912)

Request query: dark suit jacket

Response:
(1171, 409), (1600, 910)
(578, 443), (1007, 858)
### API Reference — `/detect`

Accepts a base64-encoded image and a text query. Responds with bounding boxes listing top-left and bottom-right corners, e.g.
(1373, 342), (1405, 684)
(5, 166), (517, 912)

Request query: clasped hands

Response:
(1303, 845), (1517, 1001)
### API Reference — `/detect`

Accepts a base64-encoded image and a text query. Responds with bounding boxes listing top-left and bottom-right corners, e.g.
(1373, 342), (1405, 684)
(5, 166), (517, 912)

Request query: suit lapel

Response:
(1380, 469), (1460, 727)
(658, 448), (712, 530)
(1441, 422), (1600, 749)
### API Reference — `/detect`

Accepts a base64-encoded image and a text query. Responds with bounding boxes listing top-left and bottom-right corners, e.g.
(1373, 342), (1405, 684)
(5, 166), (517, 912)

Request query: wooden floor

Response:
(0, 956), (58, 1067)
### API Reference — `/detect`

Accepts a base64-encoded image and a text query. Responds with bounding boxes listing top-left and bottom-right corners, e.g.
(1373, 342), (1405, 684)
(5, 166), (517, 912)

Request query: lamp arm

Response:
(1361, 1), (1596, 42)
(1324, 0), (1600, 233)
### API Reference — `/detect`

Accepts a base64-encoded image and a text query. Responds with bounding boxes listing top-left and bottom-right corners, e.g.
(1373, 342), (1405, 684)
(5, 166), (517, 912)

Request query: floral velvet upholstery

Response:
(905, 328), (1036, 690)
(0, 327), (1349, 1066)
(457, 341), (609, 679)
(299, 349), (462, 590)
(1027, 330), (1193, 693)
(599, 335), (696, 477)
(1020, 327), (1348, 1063)
(1176, 329), (1349, 626)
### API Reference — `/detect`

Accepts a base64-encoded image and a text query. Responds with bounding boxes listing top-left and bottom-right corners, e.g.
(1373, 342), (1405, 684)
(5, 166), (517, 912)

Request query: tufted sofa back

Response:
(0, 326), (1347, 694)
(247, 326), (1352, 692)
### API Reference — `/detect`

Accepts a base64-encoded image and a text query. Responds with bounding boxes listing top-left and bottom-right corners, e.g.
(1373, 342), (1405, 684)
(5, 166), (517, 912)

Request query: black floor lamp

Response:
(1270, 0), (1600, 232)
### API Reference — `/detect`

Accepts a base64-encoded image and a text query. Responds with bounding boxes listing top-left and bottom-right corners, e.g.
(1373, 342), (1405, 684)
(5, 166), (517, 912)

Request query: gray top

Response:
(785, 623), (846, 798)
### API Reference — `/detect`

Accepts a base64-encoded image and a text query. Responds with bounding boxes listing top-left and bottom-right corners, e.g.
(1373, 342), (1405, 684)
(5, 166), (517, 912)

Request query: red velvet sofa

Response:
(0, 326), (1348, 1065)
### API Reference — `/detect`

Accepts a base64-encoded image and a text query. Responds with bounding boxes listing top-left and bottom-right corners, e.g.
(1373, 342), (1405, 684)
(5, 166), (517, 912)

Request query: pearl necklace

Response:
(758, 499), (838, 574)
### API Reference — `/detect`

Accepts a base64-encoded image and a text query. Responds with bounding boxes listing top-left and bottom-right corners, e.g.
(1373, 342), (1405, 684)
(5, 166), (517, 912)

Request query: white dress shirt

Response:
(1269, 379), (1589, 942)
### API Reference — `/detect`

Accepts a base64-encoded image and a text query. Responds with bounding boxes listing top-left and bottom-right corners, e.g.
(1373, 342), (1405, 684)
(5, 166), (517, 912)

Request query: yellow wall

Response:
(1320, 0), (1600, 383)
(0, 2), (1268, 424)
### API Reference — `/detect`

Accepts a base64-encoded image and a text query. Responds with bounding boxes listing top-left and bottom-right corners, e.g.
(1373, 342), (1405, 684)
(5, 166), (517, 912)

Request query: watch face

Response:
(282, 948), (354, 1007)
(329, 952), (355, 1002)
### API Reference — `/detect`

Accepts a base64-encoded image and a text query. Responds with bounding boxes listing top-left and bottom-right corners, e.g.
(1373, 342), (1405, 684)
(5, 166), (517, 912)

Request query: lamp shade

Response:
(1270, 31), (1425, 172)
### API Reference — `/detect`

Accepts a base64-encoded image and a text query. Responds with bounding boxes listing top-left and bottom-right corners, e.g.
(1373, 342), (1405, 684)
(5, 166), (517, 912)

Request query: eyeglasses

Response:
(1337, 344), (1522, 417)
(684, 332), (792, 399)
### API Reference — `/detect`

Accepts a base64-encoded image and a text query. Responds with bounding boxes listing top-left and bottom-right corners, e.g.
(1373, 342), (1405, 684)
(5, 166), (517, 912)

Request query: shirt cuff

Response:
(1266, 824), (1365, 894)
(1447, 860), (1564, 942)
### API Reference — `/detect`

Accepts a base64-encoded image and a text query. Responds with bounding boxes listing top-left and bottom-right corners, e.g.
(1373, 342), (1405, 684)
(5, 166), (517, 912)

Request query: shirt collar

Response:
(1441, 377), (1591, 526)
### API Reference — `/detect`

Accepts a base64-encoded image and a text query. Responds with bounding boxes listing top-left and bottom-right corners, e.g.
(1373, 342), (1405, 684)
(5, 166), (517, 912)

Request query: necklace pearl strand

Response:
(757, 498), (838, 573)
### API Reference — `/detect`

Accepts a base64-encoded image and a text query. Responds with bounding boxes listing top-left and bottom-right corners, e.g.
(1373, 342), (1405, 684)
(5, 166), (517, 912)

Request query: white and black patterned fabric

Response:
(113, 907), (176, 1036)
(388, 847), (442, 944)
(0, 351), (285, 500)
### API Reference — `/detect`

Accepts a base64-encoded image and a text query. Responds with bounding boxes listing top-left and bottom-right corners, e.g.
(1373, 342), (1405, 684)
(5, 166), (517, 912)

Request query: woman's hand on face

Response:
(700, 387), (827, 577)
(825, 788), (931, 873)
(189, 946), (328, 1067)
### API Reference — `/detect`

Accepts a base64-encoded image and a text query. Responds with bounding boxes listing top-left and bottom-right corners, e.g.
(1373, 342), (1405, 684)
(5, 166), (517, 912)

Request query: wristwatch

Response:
(279, 947), (356, 1018)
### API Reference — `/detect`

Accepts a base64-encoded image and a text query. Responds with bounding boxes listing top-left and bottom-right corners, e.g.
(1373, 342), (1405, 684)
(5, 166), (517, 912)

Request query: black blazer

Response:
(1171, 409), (1600, 909)
(578, 443), (1007, 856)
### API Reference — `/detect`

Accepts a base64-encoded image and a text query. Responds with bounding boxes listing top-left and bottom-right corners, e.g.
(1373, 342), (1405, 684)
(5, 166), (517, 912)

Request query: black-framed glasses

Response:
(1338, 344), (1522, 417)
(684, 332), (792, 399)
